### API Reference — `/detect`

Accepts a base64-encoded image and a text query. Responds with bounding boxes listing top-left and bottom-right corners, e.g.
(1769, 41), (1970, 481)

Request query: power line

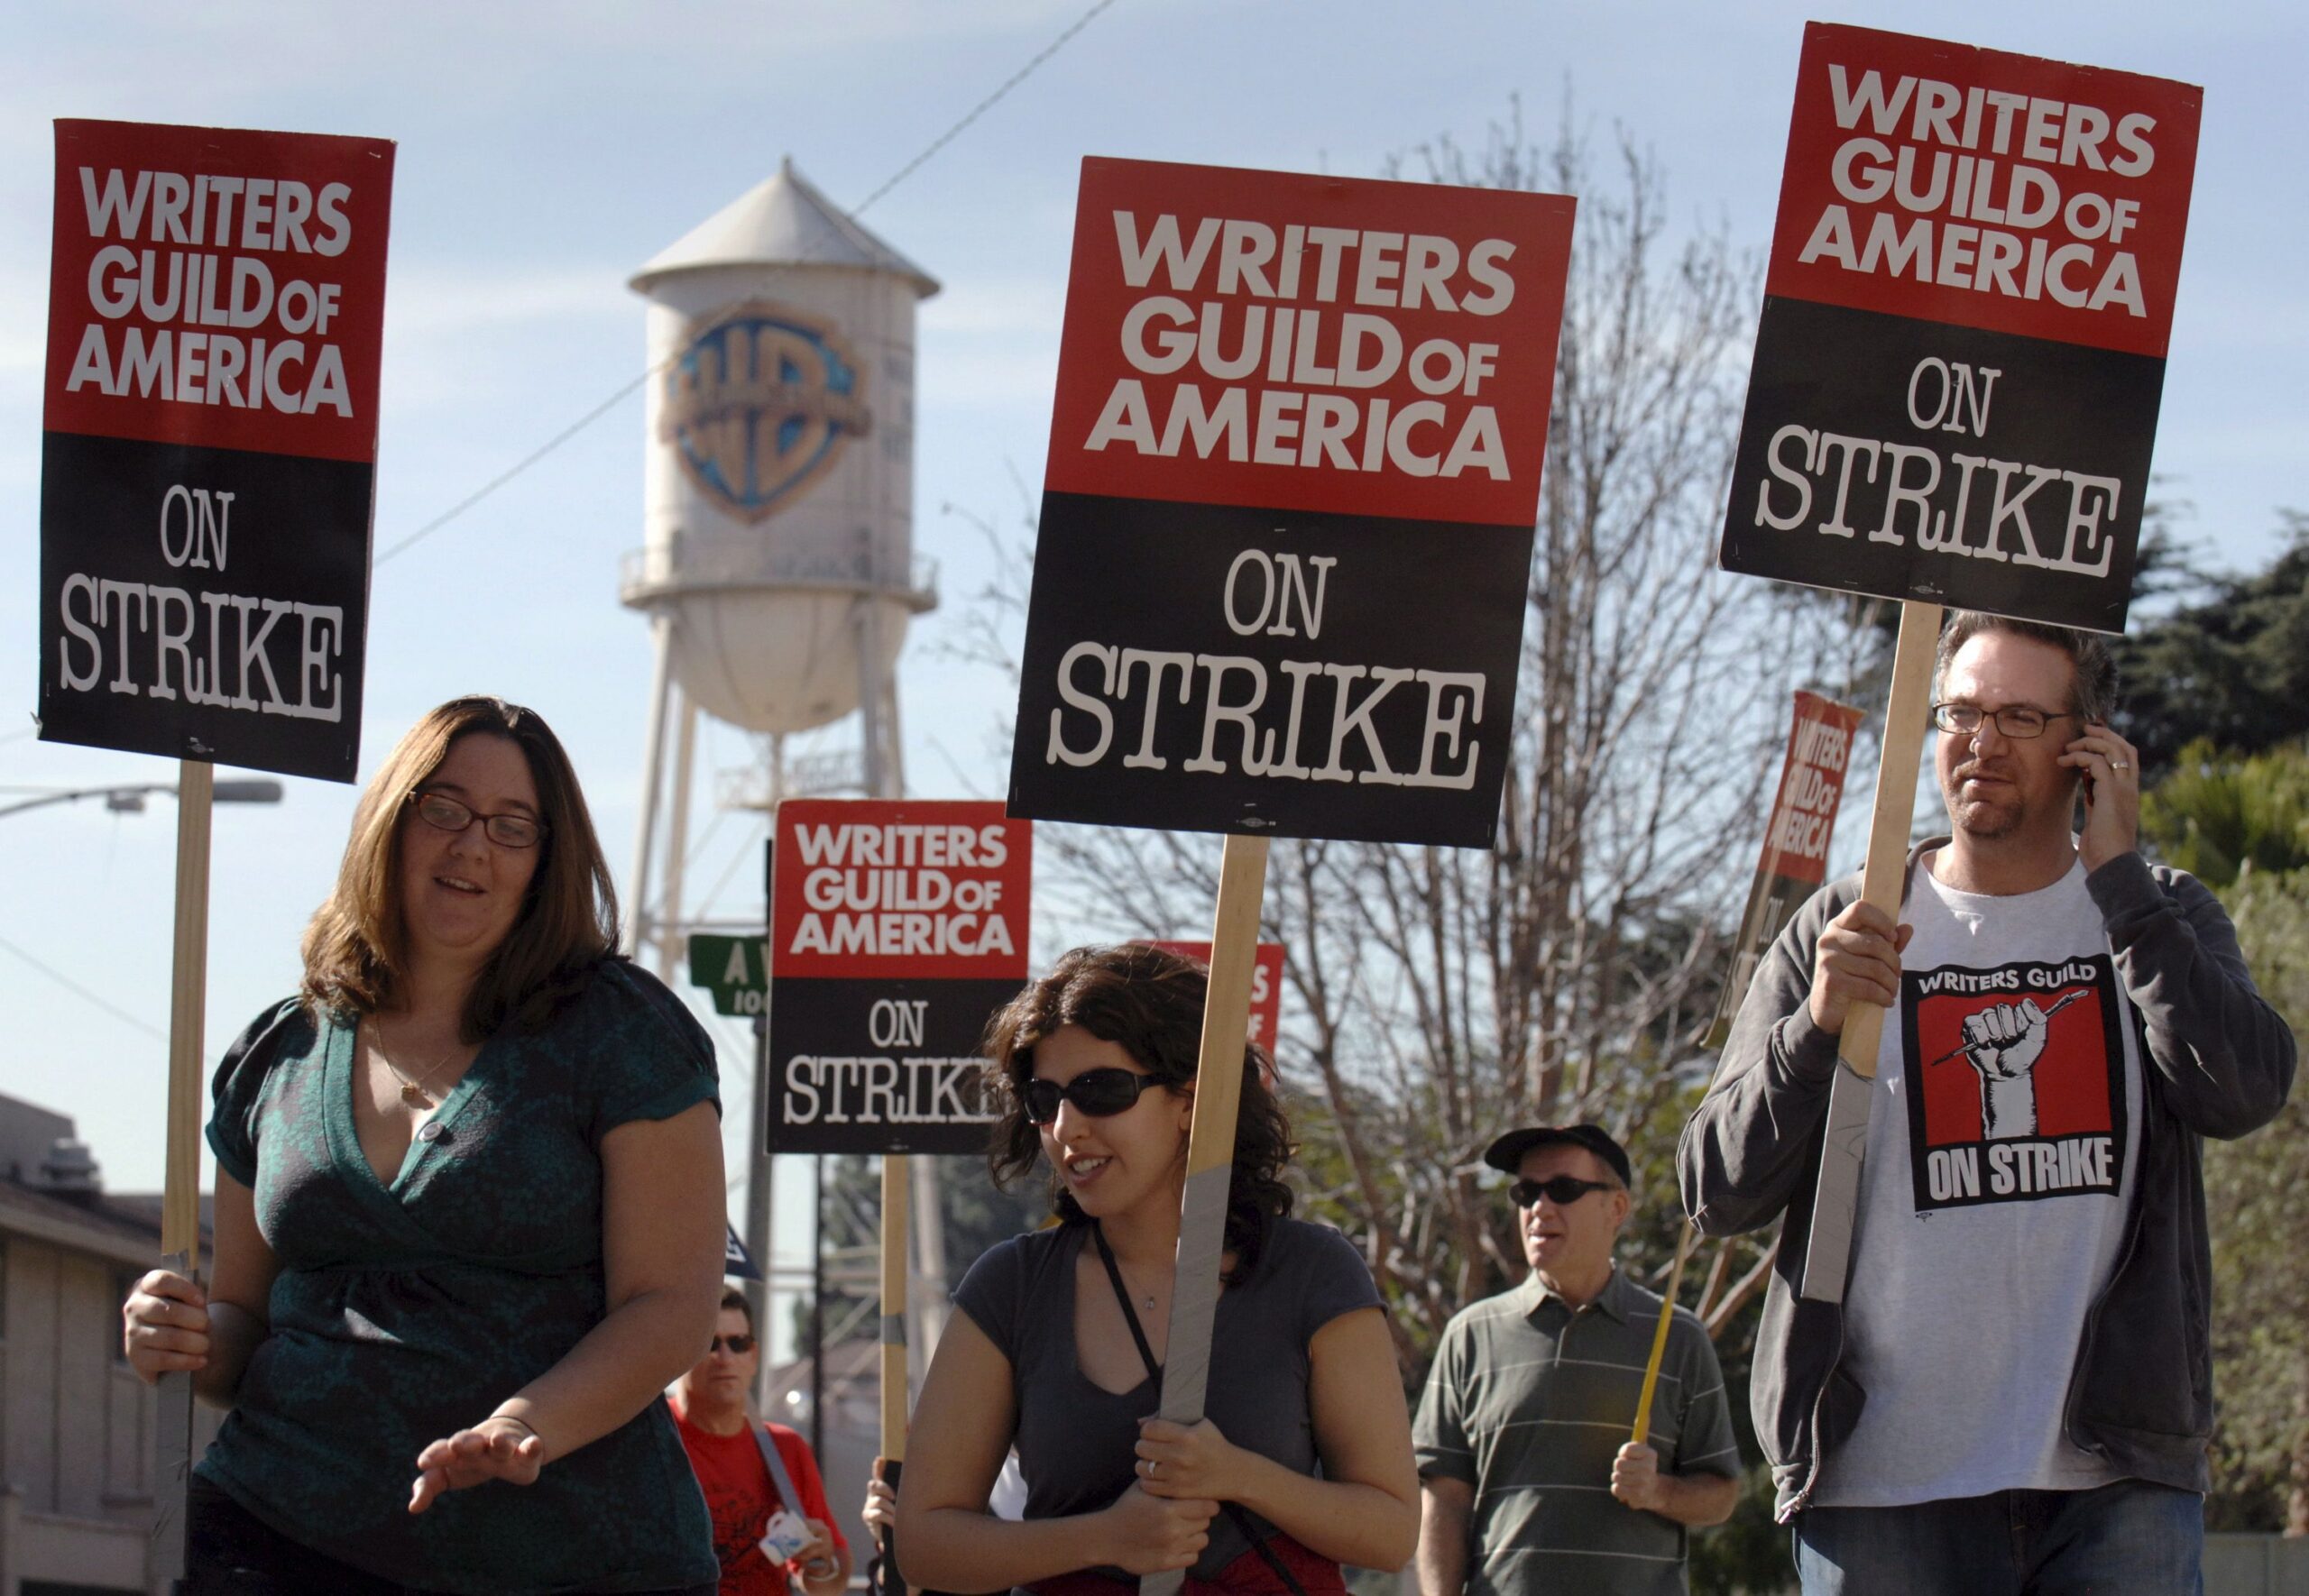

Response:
(374, 0), (1121, 569)
(0, 931), (167, 1042)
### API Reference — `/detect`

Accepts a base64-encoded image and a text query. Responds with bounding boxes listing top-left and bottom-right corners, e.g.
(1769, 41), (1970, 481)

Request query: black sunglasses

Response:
(1511, 1175), (1616, 1208)
(1022, 1068), (1161, 1125)
(708, 1333), (756, 1355)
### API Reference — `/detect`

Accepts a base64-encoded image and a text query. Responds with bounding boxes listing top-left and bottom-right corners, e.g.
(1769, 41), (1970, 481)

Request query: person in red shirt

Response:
(674, 1288), (851, 1596)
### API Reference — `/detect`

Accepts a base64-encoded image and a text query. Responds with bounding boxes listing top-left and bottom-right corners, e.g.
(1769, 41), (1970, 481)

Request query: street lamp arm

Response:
(0, 779), (282, 821)
(0, 783), (179, 821)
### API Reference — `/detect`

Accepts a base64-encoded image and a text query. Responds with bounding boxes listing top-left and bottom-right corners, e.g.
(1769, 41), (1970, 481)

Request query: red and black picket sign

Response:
(38, 120), (394, 781)
(765, 800), (1032, 1155)
(1718, 25), (2199, 634)
(1009, 158), (1575, 848)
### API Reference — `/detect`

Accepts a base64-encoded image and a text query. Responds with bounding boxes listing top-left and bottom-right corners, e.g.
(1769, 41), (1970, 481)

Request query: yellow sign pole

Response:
(1632, 1224), (1695, 1445)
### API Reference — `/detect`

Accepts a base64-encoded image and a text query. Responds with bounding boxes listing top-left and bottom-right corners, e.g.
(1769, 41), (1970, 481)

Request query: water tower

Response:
(619, 158), (945, 1399)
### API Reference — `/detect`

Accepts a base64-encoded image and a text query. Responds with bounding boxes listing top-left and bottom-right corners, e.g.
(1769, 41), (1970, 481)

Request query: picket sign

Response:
(1007, 158), (1573, 1596)
(37, 120), (393, 1583)
(1713, 22), (2200, 1313)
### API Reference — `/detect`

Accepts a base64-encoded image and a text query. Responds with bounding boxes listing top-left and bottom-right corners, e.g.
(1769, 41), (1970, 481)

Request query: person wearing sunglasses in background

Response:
(897, 942), (1419, 1595)
(674, 1287), (851, 1596)
(122, 697), (726, 1596)
(1415, 1124), (1739, 1596)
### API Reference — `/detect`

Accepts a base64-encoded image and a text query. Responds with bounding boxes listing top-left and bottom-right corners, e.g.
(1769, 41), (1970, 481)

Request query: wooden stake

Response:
(1835, 601), (1941, 1078)
(1799, 600), (1940, 1305)
(874, 1153), (912, 1596)
(879, 1151), (911, 1458)
(1631, 1224), (1694, 1445)
(1142, 833), (1270, 1596)
(152, 757), (214, 1585)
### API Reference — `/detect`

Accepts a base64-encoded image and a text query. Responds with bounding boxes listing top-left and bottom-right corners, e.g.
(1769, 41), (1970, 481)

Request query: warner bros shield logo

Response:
(661, 301), (871, 523)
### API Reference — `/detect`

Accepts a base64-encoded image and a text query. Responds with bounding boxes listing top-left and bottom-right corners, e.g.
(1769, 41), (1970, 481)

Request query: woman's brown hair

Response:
(299, 696), (619, 1039)
(985, 942), (1293, 1280)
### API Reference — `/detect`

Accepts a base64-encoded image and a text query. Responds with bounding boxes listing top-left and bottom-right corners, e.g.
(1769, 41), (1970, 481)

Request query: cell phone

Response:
(759, 1507), (813, 1565)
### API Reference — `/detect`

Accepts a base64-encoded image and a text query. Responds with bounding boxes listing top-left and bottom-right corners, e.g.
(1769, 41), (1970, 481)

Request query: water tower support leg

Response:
(625, 613), (676, 958)
(657, 691), (699, 982)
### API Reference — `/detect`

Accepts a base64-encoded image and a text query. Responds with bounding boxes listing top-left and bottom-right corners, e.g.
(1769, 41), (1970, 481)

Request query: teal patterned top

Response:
(197, 959), (722, 1594)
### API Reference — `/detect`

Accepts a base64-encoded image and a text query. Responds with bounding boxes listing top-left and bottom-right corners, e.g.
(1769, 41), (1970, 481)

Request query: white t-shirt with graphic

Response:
(1811, 853), (2144, 1508)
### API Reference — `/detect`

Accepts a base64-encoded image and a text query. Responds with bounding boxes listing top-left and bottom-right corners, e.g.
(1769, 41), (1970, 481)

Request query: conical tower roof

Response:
(630, 157), (939, 298)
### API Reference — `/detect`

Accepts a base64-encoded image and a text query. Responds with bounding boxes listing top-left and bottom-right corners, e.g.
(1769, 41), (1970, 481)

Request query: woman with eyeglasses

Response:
(121, 697), (726, 1596)
(896, 943), (1419, 1595)
(674, 1287), (851, 1596)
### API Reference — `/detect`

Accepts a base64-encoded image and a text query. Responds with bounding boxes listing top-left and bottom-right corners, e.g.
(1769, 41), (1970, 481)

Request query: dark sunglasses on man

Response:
(707, 1333), (756, 1355)
(1022, 1068), (1161, 1125)
(1511, 1175), (1615, 1209)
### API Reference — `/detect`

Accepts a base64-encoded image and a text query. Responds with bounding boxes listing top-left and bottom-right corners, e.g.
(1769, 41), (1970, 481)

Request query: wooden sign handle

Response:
(153, 757), (214, 1585)
(1800, 599), (1940, 1306)
(1141, 833), (1270, 1596)
(1835, 601), (1940, 1076)
(879, 1151), (911, 1461)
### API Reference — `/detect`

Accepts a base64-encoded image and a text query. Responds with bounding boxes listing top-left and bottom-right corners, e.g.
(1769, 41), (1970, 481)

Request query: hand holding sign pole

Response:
(1009, 158), (1573, 1596)
(1713, 26), (2199, 1305)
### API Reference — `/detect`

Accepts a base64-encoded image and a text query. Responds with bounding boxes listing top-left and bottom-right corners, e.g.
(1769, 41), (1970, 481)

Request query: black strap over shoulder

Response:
(1091, 1225), (1309, 1596)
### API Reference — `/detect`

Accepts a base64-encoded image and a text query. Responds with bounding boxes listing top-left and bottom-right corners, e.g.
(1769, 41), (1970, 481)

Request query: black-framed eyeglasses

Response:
(409, 790), (548, 849)
(1511, 1175), (1615, 1209)
(708, 1333), (757, 1355)
(1928, 702), (2078, 740)
(1022, 1068), (1161, 1125)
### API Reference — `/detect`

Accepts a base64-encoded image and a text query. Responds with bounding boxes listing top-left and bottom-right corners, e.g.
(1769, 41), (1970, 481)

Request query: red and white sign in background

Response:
(1704, 692), (1868, 1048)
(767, 800), (1033, 1155)
(39, 120), (394, 780)
(1718, 25), (2199, 633)
(1010, 158), (1575, 848)
(1145, 940), (1285, 1059)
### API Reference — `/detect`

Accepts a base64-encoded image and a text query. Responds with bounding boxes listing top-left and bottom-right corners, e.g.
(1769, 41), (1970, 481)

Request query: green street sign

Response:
(688, 933), (768, 1015)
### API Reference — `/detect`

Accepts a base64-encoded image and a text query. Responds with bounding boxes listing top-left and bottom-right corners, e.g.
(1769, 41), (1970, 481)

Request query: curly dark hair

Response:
(985, 943), (1294, 1281)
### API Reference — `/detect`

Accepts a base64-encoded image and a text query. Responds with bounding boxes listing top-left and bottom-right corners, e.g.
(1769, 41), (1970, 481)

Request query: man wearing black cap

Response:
(1412, 1124), (1740, 1596)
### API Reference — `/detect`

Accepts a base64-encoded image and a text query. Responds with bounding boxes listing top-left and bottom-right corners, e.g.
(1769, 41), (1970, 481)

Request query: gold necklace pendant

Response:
(400, 1081), (433, 1107)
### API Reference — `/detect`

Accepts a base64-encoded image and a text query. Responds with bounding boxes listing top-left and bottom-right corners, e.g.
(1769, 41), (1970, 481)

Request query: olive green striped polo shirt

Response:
(1413, 1267), (1740, 1596)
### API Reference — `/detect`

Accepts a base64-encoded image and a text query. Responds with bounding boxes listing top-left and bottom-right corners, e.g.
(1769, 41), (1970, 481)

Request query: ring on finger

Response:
(2110, 759), (2130, 771)
(1146, 1459), (1160, 1479)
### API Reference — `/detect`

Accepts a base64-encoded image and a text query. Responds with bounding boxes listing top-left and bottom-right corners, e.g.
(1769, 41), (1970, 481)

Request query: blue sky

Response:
(2, 1), (2299, 1297)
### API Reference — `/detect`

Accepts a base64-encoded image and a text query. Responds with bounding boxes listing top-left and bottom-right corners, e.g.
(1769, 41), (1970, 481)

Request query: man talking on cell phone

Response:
(1682, 611), (2296, 1594)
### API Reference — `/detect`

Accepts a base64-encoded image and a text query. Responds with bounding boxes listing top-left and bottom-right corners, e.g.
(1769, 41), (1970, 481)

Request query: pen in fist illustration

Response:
(1930, 989), (2084, 1138)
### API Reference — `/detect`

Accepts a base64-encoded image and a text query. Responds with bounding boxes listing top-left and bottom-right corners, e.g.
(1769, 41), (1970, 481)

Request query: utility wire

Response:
(0, 930), (167, 1041)
(374, 0), (1120, 569)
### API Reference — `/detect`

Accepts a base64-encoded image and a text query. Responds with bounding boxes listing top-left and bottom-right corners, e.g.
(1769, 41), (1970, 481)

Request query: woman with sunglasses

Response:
(122, 697), (726, 1596)
(897, 943), (1419, 1594)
